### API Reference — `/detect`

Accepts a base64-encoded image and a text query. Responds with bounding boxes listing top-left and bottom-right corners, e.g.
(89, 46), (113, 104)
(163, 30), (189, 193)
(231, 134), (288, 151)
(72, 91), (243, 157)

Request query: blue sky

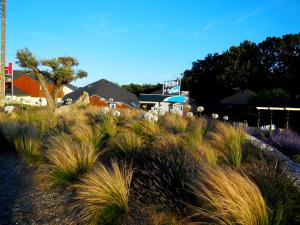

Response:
(6, 0), (300, 86)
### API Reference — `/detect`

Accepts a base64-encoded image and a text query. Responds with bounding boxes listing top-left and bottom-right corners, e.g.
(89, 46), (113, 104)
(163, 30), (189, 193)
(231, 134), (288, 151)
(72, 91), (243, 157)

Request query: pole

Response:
(269, 110), (272, 131)
(286, 110), (289, 130)
(0, 0), (6, 107)
(257, 110), (260, 129)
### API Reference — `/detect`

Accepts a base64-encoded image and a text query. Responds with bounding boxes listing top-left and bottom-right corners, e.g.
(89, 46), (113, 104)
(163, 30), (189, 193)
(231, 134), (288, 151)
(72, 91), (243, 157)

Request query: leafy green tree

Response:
(16, 48), (87, 110)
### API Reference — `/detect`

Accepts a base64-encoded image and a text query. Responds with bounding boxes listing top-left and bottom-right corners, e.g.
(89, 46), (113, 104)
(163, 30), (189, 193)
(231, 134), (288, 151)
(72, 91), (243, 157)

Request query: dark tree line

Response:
(182, 33), (300, 109)
(122, 83), (162, 96)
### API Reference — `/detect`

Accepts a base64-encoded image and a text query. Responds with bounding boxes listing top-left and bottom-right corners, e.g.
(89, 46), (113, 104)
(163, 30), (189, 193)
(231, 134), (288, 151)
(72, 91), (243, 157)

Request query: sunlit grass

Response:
(210, 122), (246, 167)
(191, 166), (269, 225)
(76, 160), (133, 225)
(47, 135), (99, 185)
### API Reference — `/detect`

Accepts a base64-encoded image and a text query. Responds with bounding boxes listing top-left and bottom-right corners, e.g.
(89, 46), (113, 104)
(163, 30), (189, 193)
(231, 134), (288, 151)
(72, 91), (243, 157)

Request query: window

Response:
(109, 103), (117, 109)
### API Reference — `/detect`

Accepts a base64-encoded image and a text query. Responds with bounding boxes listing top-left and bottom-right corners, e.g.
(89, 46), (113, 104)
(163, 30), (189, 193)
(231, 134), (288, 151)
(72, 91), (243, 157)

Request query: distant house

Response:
(63, 79), (139, 109)
(5, 70), (78, 106)
(220, 89), (256, 108)
(139, 88), (194, 115)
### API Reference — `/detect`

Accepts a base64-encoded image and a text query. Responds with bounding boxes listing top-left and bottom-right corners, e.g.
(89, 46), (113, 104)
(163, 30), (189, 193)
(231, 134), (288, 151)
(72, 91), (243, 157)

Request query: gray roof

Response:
(63, 79), (139, 108)
(220, 89), (256, 105)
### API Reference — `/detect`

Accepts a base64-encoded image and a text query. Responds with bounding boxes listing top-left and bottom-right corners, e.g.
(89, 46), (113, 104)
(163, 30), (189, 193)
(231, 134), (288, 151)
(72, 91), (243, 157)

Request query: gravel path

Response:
(0, 152), (78, 225)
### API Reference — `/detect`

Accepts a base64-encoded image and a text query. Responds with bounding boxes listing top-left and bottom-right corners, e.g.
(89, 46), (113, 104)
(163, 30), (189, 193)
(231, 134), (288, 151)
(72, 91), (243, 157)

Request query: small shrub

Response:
(76, 161), (133, 225)
(132, 149), (199, 216)
(210, 122), (246, 167)
(47, 135), (99, 185)
(190, 166), (269, 225)
(270, 129), (300, 157)
(110, 131), (143, 153)
(158, 113), (187, 134)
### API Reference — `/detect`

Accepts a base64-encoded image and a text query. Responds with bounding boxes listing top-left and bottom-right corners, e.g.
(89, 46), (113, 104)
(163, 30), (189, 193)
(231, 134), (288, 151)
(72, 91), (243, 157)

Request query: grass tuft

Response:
(110, 131), (143, 153)
(71, 123), (103, 150)
(76, 160), (133, 225)
(210, 122), (246, 167)
(47, 135), (99, 185)
(158, 113), (187, 134)
(191, 166), (269, 225)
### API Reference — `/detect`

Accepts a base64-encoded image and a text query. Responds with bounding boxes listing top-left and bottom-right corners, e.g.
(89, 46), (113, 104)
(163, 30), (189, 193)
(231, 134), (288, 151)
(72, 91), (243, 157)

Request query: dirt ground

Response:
(0, 151), (78, 225)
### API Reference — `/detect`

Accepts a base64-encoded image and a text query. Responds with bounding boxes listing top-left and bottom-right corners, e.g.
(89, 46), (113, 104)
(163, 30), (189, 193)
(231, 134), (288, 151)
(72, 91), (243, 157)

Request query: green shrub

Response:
(76, 161), (133, 225)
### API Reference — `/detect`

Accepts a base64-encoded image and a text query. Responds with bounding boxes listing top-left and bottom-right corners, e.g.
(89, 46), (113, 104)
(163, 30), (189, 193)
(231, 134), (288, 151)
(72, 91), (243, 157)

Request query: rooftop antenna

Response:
(0, 0), (6, 107)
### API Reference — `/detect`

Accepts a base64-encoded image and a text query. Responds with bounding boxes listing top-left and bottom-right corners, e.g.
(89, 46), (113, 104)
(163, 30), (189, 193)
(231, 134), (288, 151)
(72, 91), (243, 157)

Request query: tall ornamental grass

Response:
(158, 113), (187, 134)
(191, 166), (269, 225)
(181, 135), (218, 166)
(47, 135), (99, 185)
(99, 113), (117, 140)
(110, 131), (143, 153)
(210, 122), (246, 167)
(76, 161), (133, 225)
(71, 123), (103, 150)
(133, 120), (162, 139)
(0, 121), (41, 163)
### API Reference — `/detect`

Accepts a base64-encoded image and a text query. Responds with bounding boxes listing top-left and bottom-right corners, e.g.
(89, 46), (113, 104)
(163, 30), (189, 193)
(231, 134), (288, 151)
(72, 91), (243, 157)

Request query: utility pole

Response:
(0, 0), (6, 107)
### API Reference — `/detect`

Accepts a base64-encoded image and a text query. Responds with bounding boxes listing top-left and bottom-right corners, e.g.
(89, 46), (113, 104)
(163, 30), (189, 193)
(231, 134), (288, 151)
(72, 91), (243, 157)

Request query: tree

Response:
(122, 83), (162, 96)
(16, 48), (87, 110)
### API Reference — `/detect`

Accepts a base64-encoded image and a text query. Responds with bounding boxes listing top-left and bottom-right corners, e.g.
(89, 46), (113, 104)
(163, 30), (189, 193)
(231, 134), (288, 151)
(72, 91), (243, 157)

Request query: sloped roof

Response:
(220, 89), (256, 105)
(13, 70), (78, 90)
(63, 79), (139, 108)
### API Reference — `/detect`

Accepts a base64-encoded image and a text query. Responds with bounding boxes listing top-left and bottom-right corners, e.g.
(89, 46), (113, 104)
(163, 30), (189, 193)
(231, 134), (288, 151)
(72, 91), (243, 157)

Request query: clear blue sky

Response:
(6, 0), (300, 87)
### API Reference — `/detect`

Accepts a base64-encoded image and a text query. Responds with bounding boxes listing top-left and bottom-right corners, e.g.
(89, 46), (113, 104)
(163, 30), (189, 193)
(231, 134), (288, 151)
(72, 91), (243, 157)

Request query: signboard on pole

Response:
(163, 79), (181, 95)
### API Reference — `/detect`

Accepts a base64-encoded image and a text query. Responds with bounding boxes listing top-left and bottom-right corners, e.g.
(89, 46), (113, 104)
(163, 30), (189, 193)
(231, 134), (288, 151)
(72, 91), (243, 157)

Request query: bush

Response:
(158, 113), (187, 134)
(190, 166), (269, 225)
(47, 135), (99, 185)
(270, 129), (300, 157)
(245, 157), (300, 225)
(132, 149), (199, 216)
(210, 122), (246, 167)
(110, 131), (143, 154)
(76, 161), (133, 225)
